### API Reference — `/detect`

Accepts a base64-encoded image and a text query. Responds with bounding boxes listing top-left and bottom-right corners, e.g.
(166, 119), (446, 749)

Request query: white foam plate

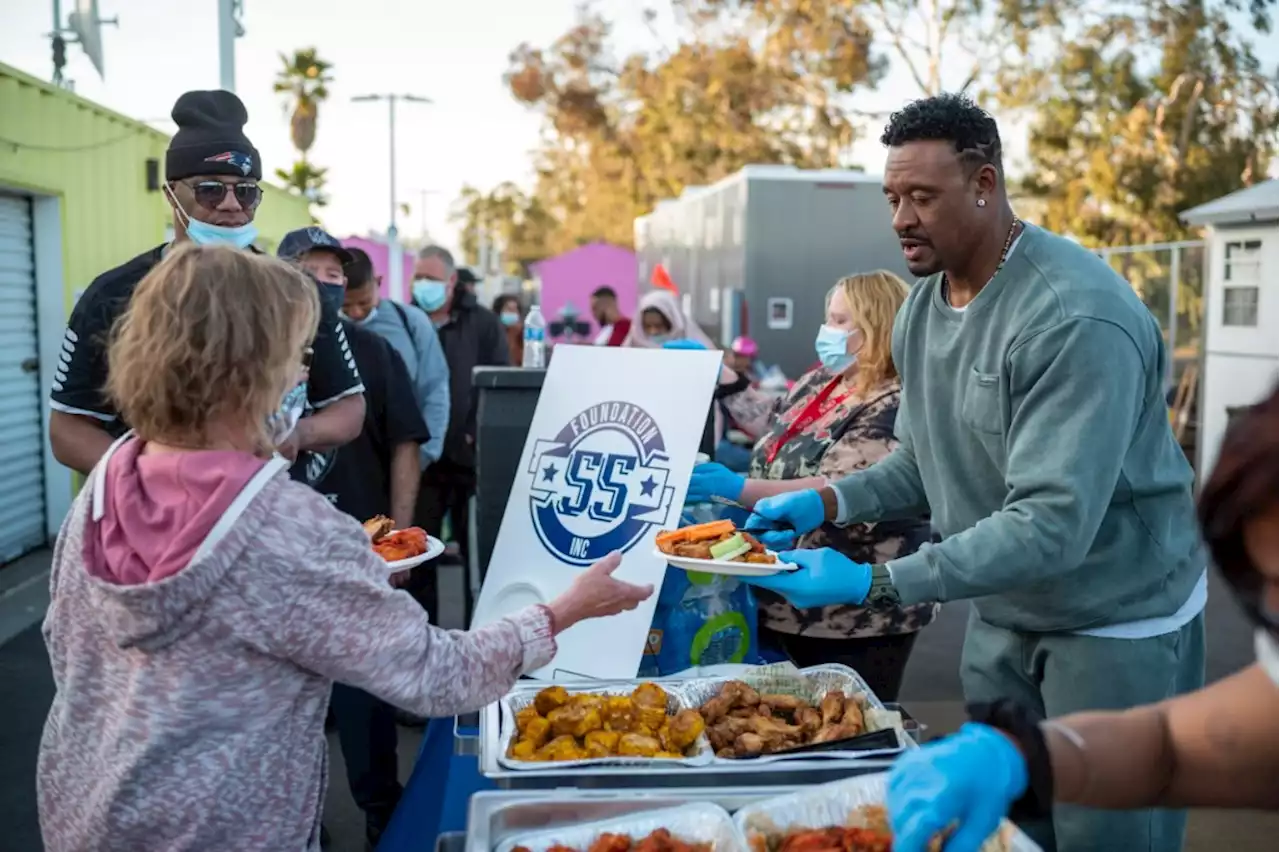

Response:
(485, 581), (546, 611)
(380, 535), (446, 573)
(655, 548), (798, 577)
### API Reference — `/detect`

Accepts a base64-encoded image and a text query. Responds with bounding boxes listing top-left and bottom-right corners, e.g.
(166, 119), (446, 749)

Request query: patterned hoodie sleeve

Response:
(252, 524), (555, 718)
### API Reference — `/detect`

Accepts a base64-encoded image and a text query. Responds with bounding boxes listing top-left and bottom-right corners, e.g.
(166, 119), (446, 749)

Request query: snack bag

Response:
(639, 501), (759, 677)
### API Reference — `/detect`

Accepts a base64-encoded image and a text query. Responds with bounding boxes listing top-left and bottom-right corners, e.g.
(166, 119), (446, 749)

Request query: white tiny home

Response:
(1180, 180), (1279, 475)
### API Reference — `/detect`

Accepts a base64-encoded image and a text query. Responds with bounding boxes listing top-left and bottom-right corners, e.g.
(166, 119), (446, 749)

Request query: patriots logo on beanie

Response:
(203, 151), (254, 176)
(166, 90), (263, 182)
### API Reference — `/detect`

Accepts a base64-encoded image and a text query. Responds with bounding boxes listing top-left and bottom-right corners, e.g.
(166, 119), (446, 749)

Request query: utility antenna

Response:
(51, 0), (118, 87)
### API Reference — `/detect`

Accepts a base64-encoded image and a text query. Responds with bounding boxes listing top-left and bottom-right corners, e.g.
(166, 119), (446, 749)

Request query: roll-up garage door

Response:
(0, 193), (47, 563)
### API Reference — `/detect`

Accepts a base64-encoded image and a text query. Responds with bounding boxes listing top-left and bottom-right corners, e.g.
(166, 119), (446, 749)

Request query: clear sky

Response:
(2, 1), (1275, 257)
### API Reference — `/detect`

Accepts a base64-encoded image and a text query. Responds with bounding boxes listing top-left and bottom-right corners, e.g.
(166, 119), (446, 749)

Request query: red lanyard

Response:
(766, 376), (853, 464)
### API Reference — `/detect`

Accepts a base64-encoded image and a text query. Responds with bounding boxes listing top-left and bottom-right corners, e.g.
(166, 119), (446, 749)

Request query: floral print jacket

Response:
(723, 367), (940, 639)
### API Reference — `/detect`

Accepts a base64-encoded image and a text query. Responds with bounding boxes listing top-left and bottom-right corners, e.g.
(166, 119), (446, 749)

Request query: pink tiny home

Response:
(530, 243), (637, 339)
(340, 236), (415, 302)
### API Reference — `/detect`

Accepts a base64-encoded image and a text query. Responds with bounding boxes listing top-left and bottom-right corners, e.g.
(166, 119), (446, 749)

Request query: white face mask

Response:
(267, 382), (308, 447)
(1256, 630), (1279, 687)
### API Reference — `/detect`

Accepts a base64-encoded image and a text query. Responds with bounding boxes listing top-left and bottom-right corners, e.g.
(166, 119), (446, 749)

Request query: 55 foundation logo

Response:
(529, 401), (676, 566)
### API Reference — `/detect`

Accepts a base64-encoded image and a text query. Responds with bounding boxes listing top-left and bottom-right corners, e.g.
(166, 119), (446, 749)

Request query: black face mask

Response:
(301, 269), (344, 317)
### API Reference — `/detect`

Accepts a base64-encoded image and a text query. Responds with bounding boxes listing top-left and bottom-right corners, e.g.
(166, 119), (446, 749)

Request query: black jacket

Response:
(431, 287), (509, 468)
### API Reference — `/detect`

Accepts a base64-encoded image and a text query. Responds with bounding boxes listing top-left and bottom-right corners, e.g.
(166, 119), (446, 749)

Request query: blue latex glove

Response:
(888, 723), (1029, 852)
(662, 339), (707, 350)
(744, 489), (826, 550)
(741, 548), (871, 609)
(687, 462), (746, 505)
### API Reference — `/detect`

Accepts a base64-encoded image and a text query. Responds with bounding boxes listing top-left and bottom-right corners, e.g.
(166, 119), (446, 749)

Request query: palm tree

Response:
(273, 48), (333, 160)
(275, 161), (329, 217)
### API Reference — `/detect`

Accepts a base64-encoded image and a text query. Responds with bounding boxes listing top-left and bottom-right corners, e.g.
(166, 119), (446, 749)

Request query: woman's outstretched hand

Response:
(548, 552), (654, 634)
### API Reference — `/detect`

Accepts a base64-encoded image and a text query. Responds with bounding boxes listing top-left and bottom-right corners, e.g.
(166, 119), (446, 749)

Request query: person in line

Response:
(48, 89), (364, 477)
(624, 290), (715, 348)
(887, 388), (1279, 852)
(631, 290), (726, 465)
(281, 228), (429, 850)
(36, 244), (653, 852)
(492, 293), (524, 365)
(340, 247), (451, 471)
(408, 245), (509, 624)
(687, 272), (936, 700)
(742, 94), (1205, 852)
(590, 286), (632, 346)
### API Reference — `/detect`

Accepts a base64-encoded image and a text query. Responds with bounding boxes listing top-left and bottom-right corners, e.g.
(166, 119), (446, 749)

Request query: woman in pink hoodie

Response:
(37, 245), (653, 852)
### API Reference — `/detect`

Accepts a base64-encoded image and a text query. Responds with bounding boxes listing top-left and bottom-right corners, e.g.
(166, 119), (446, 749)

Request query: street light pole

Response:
(352, 93), (431, 301)
(217, 0), (245, 92)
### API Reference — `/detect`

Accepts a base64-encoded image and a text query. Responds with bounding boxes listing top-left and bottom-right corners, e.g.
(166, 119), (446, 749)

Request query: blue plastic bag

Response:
(638, 502), (759, 677)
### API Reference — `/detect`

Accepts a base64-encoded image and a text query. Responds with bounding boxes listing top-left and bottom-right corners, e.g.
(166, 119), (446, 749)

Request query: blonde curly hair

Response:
(106, 243), (319, 451)
(827, 269), (910, 391)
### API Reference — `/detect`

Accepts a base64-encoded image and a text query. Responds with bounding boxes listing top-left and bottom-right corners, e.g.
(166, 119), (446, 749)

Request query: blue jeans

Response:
(715, 438), (752, 473)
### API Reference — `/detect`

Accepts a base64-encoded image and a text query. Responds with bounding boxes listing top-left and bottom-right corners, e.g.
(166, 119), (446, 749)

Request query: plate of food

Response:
(363, 515), (445, 573)
(654, 520), (796, 577)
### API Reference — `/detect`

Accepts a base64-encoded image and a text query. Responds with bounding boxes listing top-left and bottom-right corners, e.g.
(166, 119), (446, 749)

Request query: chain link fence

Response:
(1094, 241), (1206, 386)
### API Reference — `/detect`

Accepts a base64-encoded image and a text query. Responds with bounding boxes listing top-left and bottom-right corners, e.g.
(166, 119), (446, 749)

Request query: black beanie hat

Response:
(166, 90), (263, 181)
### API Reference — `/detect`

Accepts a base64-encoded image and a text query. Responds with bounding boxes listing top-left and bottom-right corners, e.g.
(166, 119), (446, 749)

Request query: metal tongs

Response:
(705, 496), (797, 545)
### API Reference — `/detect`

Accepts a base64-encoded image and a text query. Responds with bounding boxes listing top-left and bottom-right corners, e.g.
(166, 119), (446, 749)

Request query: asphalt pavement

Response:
(1, 555), (1275, 852)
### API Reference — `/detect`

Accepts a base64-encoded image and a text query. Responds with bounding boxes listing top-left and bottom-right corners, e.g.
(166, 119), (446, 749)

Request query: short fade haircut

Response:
(344, 246), (375, 289)
(418, 244), (456, 276)
(880, 93), (1003, 175)
(591, 286), (617, 300)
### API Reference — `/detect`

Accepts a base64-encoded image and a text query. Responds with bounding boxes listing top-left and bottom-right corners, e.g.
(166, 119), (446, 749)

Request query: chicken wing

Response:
(820, 690), (846, 726)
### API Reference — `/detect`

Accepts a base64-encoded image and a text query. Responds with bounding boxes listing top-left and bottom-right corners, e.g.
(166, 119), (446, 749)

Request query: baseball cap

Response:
(276, 226), (353, 265)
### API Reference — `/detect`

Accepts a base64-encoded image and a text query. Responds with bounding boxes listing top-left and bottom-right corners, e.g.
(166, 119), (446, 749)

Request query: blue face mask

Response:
(815, 325), (855, 372)
(650, 332), (671, 346)
(411, 279), (448, 312)
(340, 305), (378, 326)
(185, 217), (259, 250)
(500, 311), (520, 327)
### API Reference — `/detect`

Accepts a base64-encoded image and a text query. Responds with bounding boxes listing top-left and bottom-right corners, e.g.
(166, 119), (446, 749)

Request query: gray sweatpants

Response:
(961, 607), (1206, 852)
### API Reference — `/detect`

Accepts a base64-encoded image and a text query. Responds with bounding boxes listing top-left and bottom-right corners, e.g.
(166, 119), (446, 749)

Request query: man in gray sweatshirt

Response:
(746, 94), (1205, 852)
(341, 247), (450, 470)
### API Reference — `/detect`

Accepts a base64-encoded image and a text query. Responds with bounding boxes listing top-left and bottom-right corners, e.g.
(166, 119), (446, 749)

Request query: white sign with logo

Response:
(473, 344), (724, 680)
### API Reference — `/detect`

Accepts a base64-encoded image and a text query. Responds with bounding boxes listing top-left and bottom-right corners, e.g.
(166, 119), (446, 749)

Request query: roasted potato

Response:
(536, 735), (586, 761)
(617, 732), (662, 758)
(534, 686), (570, 716)
(547, 704), (603, 738)
(664, 709), (705, 752)
(522, 716), (552, 749)
(602, 696), (635, 731)
(584, 729), (621, 758)
(515, 705), (542, 734)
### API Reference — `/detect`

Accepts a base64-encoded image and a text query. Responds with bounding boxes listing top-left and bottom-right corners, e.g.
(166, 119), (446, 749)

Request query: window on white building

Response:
(1222, 239), (1262, 327)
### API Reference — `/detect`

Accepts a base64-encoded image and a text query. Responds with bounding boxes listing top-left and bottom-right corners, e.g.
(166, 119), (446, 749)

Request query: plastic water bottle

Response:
(522, 304), (546, 368)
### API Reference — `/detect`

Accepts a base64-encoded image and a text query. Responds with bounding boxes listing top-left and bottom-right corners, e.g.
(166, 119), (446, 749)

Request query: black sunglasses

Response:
(181, 180), (263, 211)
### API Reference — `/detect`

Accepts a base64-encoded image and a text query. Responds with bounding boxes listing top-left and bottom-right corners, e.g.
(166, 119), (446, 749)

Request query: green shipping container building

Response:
(0, 62), (313, 563)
